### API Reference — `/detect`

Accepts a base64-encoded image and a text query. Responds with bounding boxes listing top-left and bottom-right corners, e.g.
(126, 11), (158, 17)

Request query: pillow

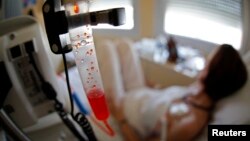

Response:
(211, 82), (250, 124)
(115, 38), (145, 91)
(243, 51), (250, 65)
(210, 53), (250, 125)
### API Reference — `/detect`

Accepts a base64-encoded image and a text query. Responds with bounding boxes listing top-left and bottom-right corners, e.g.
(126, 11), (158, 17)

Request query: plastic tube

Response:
(65, 1), (110, 121)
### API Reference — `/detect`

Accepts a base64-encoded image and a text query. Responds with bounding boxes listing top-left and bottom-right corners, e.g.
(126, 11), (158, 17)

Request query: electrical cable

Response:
(58, 75), (114, 137)
(62, 53), (75, 117)
(54, 99), (86, 141)
(62, 52), (97, 141)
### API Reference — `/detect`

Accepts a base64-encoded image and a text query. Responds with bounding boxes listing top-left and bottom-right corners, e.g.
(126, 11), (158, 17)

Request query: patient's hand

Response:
(107, 94), (125, 123)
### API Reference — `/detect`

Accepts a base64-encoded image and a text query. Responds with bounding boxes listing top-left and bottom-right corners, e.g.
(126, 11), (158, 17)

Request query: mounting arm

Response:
(42, 0), (125, 54)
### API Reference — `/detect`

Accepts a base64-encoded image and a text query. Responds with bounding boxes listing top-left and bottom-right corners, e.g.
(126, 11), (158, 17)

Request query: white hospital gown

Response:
(123, 86), (188, 138)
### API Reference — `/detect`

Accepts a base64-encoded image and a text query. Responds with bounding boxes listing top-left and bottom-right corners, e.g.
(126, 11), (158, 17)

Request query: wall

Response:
(27, 0), (214, 89)
(93, 0), (216, 57)
(138, 0), (155, 38)
(29, 0), (250, 76)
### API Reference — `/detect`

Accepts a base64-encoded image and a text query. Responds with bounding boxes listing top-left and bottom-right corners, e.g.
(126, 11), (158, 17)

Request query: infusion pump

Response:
(0, 16), (66, 129)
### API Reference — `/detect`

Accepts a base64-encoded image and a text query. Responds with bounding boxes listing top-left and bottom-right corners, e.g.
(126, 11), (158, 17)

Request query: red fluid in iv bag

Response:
(87, 88), (109, 120)
(74, 3), (80, 13)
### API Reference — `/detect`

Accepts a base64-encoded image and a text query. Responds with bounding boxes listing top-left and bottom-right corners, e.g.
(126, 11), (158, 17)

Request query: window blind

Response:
(166, 0), (242, 28)
(164, 0), (243, 49)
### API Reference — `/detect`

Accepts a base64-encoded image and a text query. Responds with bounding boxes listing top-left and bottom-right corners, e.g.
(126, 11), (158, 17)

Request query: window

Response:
(89, 0), (134, 30)
(164, 0), (243, 49)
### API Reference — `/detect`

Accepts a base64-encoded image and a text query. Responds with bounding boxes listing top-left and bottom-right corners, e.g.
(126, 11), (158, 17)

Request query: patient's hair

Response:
(202, 44), (248, 102)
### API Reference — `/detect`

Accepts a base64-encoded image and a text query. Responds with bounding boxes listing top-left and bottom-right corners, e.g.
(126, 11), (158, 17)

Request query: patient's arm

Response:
(108, 95), (144, 141)
(117, 120), (144, 141)
(117, 118), (163, 141)
(108, 94), (160, 141)
(116, 107), (208, 141)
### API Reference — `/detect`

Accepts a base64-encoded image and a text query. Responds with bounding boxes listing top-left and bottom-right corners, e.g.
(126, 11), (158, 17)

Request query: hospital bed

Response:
(23, 39), (250, 141)
(96, 38), (250, 141)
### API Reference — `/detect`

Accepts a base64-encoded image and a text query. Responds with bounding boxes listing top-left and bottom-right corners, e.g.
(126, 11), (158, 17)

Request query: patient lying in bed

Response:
(108, 44), (248, 141)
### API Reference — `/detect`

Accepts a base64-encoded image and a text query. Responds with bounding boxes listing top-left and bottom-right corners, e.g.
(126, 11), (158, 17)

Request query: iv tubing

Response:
(62, 52), (97, 141)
